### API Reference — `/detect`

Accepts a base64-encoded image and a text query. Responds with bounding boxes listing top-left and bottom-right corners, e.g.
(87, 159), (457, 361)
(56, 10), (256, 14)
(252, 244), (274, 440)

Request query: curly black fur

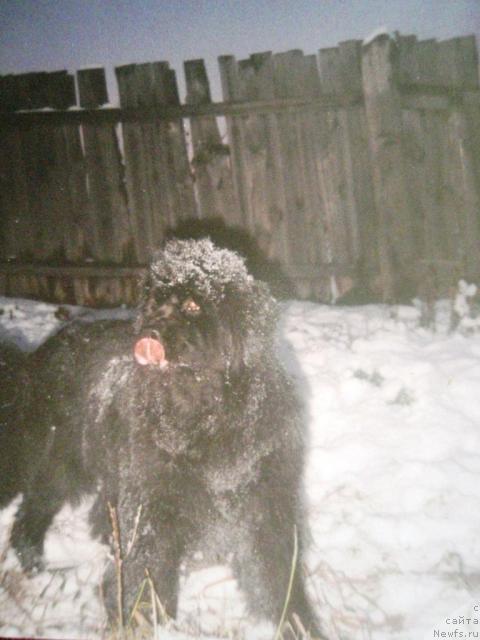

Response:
(2, 239), (322, 637)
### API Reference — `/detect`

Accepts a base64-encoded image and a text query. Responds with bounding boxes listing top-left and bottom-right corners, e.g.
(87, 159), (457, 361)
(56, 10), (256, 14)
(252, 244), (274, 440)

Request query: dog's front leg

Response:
(101, 497), (185, 627)
(231, 475), (324, 639)
(10, 460), (71, 572)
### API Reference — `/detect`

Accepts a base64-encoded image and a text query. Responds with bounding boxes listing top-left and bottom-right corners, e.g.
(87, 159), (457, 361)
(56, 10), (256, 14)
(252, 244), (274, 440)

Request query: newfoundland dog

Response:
(0, 239), (322, 638)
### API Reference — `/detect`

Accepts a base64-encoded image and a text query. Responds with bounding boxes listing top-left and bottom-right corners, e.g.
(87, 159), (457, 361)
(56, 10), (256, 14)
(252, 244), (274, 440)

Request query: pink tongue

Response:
(134, 337), (166, 366)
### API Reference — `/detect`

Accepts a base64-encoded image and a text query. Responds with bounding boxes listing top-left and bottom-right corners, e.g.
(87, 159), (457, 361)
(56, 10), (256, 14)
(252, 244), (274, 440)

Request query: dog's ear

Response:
(221, 280), (278, 376)
(246, 280), (279, 335)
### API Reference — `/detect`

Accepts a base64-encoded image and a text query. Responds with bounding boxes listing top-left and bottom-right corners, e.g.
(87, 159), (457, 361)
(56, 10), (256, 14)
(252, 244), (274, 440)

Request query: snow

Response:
(362, 26), (392, 46)
(1, 295), (480, 639)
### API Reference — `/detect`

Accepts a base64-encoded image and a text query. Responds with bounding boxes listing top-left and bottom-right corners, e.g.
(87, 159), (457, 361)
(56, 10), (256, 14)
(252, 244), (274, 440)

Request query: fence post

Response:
(361, 34), (417, 301)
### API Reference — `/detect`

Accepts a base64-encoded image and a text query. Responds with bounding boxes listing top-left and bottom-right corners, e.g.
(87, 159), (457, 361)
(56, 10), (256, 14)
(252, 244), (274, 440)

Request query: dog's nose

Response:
(143, 328), (161, 340)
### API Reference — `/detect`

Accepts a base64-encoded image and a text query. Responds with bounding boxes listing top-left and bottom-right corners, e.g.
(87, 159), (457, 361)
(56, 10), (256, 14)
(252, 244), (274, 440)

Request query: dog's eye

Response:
(181, 298), (201, 316)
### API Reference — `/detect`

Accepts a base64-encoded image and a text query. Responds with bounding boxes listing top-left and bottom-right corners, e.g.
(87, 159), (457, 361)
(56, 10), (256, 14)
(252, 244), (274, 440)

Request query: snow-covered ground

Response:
(1, 294), (480, 640)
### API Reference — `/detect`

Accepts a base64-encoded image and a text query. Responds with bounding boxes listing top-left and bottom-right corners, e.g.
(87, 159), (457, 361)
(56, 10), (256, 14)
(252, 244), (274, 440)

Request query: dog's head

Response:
(134, 239), (277, 376)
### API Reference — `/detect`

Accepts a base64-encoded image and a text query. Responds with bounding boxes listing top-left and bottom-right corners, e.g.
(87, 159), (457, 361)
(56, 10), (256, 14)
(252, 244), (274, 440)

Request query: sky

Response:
(1, 0), (479, 103)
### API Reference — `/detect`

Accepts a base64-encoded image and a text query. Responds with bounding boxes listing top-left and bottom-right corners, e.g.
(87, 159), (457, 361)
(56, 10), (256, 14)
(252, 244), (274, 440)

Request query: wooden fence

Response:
(1, 32), (479, 306)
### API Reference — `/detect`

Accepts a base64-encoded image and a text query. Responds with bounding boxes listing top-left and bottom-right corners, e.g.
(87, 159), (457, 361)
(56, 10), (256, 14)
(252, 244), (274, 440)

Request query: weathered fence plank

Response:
(448, 108), (480, 278)
(218, 55), (251, 227)
(241, 52), (291, 263)
(116, 63), (163, 262)
(0, 71), (86, 265)
(361, 35), (418, 301)
(318, 43), (355, 271)
(338, 42), (378, 291)
(77, 67), (131, 263)
(0, 76), (31, 261)
(273, 51), (309, 263)
(219, 51), (292, 270)
(297, 53), (328, 298)
(155, 65), (196, 226)
(317, 40), (378, 299)
(116, 62), (195, 262)
(184, 59), (240, 224)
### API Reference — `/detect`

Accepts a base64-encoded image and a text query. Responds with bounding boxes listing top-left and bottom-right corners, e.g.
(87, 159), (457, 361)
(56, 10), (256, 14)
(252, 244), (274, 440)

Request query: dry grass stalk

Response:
(107, 502), (124, 633)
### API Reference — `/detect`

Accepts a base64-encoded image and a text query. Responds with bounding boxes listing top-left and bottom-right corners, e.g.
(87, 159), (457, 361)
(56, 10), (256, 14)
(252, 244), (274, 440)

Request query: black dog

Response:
(2, 239), (321, 637)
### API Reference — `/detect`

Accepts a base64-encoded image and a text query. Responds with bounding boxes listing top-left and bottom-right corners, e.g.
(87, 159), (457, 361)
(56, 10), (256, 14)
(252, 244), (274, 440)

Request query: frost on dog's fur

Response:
(149, 238), (252, 299)
(0, 239), (322, 638)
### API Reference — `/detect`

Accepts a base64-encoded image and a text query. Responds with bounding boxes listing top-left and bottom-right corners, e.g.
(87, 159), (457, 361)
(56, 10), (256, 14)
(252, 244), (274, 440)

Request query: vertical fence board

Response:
(301, 54), (329, 294)
(448, 109), (480, 277)
(54, 73), (90, 266)
(272, 49), (309, 265)
(437, 37), (479, 89)
(38, 72), (79, 262)
(317, 41), (373, 297)
(116, 62), (196, 261)
(401, 108), (441, 263)
(219, 52), (290, 267)
(116, 63), (166, 262)
(396, 35), (418, 84)
(2, 72), (84, 265)
(456, 36), (480, 89)
(362, 35), (418, 301)
(336, 40), (366, 265)
(157, 65), (196, 225)
(241, 52), (291, 263)
(318, 47), (341, 93)
(0, 75), (31, 261)
(78, 67), (131, 263)
(184, 59), (240, 224)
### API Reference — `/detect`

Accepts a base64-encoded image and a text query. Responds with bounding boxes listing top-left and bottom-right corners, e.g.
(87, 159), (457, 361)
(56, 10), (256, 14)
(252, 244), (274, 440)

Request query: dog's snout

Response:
(157, 302), (176, 320)
(144, 328), (161, 340)
(137, 300), (177, 336)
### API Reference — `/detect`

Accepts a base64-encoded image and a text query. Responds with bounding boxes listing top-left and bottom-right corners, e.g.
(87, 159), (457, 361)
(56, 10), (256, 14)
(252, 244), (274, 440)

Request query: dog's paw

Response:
(10, 529), (45, 574)
(13, 543), (45, 574)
